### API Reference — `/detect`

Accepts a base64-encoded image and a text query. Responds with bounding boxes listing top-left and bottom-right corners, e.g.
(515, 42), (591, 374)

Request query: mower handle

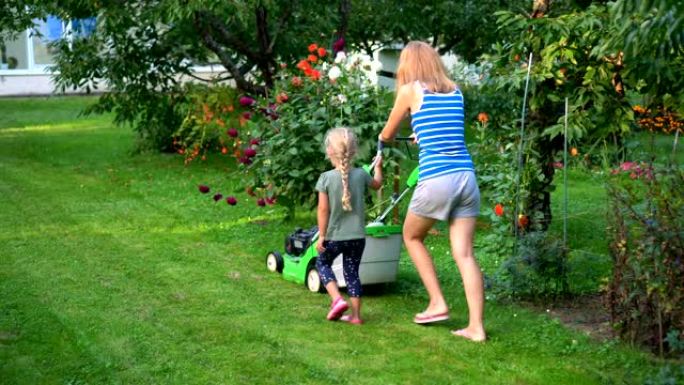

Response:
(368, 136), (414, 171)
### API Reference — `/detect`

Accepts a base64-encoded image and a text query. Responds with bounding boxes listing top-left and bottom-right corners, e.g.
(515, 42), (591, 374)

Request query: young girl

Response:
(379, 41), (486, 341)
(315, 127), (383, 325)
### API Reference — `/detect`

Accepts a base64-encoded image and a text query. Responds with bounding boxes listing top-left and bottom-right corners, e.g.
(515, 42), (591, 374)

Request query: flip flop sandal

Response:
(413, 311), (450, 324)
(326, 297), (349, 321)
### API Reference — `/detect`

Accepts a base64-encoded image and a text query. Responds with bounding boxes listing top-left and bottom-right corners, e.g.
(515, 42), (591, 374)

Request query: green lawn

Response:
(0, 96), (664, 385)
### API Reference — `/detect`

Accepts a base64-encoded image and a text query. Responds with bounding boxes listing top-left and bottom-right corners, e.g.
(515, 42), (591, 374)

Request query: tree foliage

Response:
(346, 0), (530, 61)
(600, 0), (684, 115)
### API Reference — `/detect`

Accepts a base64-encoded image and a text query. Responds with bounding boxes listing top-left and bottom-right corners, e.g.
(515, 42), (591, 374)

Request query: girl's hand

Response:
(316, 237), (326, 253)
(374, 154), (383, 168)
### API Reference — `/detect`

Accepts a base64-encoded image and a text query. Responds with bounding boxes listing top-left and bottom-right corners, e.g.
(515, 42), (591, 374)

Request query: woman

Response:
(379, 41), (486, 342)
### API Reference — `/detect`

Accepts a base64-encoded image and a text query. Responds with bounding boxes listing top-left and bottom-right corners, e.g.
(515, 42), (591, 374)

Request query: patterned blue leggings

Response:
(316, 239), (366, 297)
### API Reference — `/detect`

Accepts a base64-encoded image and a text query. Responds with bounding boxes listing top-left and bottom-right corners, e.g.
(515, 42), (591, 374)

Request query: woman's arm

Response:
(379, 84), (413, 142)
(316, 191), (330, 252)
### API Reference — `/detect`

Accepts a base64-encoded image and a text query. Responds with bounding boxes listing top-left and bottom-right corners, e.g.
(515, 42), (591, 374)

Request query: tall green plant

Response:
(606, 162), (684, 356)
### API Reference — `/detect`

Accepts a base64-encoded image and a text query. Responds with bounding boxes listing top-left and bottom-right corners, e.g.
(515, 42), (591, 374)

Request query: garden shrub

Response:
(240, 44), (393, 218)
(606, 163), (684, 356)
(172, 83), (258, 164)
(87, 88), (189, 153)
(489, 231), (569, 300)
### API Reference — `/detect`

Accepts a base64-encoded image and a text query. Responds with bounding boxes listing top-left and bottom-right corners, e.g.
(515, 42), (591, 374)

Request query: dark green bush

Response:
(490, 231), (569, 300)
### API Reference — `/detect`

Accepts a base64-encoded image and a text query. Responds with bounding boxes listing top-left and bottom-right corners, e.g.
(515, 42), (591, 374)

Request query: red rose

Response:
(332, 38), (345, 53)
(257, 198), (266, 207)
(226, 196), (237, 206)
(227, 128), (238, 138)
(308, 43), (318, 53)
(198, 185), (210, 194)
(317, 47), (327, 57)
(244, 148), (257, 158)
(239, 96), (255, 106)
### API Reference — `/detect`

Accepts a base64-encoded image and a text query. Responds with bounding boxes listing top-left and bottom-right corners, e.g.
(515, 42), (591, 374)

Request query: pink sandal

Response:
(326, 297), (349, 320)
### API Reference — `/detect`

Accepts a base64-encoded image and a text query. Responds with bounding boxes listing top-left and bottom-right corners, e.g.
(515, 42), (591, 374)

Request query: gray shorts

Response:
(408, 171), (480, 221)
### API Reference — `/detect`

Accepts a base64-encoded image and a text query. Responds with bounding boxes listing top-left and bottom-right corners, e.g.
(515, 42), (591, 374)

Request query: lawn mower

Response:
(265, 138), (418, 292)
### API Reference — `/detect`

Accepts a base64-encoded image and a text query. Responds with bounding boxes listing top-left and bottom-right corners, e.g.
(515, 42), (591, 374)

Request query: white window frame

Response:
(0, 18), (70, 76)
(0, 18), (229, 77)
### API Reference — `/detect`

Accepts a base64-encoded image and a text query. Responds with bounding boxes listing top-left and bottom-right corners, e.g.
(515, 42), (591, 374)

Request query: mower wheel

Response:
(266, 251), (284, 273)
(306, 262), (324, 293)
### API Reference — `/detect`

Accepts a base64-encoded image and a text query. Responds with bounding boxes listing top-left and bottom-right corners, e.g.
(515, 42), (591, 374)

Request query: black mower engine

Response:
(284, 226), (319, 256)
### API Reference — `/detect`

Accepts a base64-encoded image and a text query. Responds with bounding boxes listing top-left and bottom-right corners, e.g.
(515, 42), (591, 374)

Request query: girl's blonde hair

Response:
(396, 41), (456, 93)
(324, 127), (358, 211)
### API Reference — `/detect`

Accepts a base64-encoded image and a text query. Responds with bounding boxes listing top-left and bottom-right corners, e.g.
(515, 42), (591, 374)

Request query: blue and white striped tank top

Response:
(410, 87), (474, 181)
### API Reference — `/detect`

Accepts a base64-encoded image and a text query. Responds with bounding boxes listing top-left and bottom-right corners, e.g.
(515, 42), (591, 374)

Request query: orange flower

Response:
(308, 43), (318, 53)
(276, 92), (289, 104)
(570, 147), (578, 156)
(308, 54), (318, 63)
(221, 147), (228, 154)
(296, 59), (311, 71)
(308, 69), (321, 81)
(477, 112), (489, 124)
(494, 204), (504, 217)
(317, 47), (327, 57)
(291, 76), (302, 87)
(632, 105), (646, 115)
(216, 118), (225, 127)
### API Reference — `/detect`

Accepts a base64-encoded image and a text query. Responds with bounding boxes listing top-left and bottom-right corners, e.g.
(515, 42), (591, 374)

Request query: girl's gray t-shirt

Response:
(315, 167), (372, 241)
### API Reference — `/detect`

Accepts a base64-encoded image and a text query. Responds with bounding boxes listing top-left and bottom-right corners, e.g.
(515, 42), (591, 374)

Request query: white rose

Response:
(337, 94), (348, 103)
(328, 66), (342, 81)
(334, 51), (347, 64)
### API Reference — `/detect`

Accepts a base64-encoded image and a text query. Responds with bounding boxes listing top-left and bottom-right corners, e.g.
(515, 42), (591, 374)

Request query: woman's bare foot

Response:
(451, 328), (486, 342)
(340, 315), (363, 325)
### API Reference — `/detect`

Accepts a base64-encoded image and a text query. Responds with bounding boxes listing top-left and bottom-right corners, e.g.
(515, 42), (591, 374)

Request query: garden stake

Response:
(563, 97), (568, 250)
(562, 97), (570, 294)
(513, 52), (533, 252)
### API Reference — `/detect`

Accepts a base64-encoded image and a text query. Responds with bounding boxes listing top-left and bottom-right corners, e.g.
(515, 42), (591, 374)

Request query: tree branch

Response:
(267, 2), (294, 54)
(193, 13), (265, 95)
(197, 10), (261, 64)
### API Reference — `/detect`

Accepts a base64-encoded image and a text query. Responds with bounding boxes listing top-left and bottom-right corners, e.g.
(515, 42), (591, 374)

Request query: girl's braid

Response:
(340, 129), (352, 211)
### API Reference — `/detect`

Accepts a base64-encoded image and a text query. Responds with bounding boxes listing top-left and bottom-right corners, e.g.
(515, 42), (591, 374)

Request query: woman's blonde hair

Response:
(396, 41), (456, 93)
(324, 127), (358, 211)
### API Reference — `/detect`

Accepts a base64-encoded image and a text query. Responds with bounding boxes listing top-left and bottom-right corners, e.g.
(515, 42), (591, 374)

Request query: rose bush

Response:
(235, 43), (392, 218)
